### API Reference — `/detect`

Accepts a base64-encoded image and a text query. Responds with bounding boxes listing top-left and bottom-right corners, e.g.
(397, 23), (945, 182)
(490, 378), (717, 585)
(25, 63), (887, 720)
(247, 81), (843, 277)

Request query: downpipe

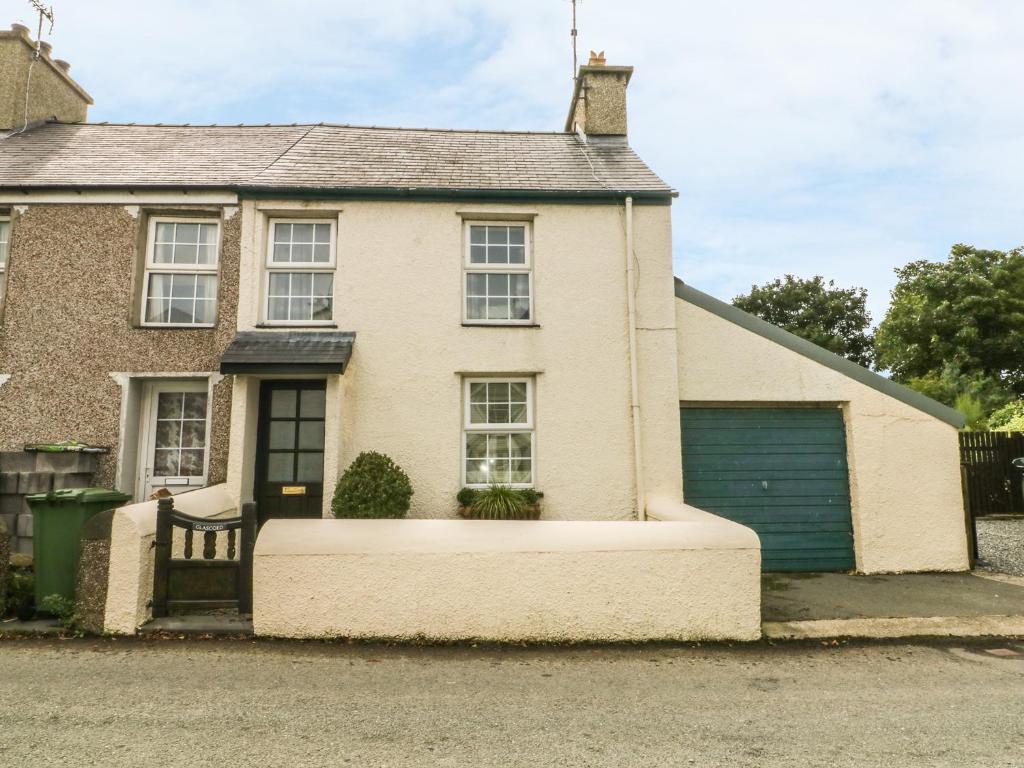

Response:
(624, 196), (646, 520)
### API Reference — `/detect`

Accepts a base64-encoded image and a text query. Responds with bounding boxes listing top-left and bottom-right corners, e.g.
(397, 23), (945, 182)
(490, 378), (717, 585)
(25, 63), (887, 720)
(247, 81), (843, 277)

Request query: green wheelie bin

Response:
(25, 488), (131, 604)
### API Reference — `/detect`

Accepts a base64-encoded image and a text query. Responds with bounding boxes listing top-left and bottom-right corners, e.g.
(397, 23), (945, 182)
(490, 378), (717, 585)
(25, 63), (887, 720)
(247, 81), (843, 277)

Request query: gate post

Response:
(960, 462), (977, 568)
(151, 496), (175, 618)
(238, 502), (257, 615)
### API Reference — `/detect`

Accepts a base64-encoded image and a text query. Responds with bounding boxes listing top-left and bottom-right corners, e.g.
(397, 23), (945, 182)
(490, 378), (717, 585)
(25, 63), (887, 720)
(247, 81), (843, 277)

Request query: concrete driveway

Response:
(2, 638), (1023, 767)
(762, 571), (1024, 638)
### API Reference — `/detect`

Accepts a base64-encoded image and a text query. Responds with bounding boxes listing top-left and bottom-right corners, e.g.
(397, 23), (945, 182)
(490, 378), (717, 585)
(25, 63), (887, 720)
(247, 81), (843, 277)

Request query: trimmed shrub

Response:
(456, 487), (478, 508)
(331, 452), (413, 519)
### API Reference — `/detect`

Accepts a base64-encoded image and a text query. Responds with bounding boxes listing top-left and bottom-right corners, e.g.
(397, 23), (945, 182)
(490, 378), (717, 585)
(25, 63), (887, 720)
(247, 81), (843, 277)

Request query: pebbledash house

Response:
(0, 24), (969, 640)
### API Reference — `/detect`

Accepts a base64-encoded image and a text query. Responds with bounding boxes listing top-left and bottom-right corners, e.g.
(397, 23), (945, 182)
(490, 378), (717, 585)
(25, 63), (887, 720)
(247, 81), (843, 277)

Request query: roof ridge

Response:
(44, 120), (578, 136)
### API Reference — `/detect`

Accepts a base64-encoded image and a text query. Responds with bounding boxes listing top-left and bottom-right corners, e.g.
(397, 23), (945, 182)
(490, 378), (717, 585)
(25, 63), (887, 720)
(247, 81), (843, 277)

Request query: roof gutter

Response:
(0, 184), (677, 205)
(234, 186), (678, 204)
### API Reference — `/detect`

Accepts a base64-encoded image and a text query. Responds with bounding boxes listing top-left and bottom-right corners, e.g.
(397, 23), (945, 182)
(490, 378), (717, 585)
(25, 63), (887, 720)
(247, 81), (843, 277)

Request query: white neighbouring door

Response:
(137, 380), (211, 500)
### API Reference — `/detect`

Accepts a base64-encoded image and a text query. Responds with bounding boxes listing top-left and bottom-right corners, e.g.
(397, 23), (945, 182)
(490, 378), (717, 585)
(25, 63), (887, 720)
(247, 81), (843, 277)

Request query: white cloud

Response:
(5, 0), (1022, 320)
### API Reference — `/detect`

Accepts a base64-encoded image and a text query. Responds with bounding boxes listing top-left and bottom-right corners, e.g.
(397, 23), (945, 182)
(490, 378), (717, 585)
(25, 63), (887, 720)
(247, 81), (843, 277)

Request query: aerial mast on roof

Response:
(568, 0), (581, 79)
(12, 1), (55, 134)
(26, 0), (55, 52)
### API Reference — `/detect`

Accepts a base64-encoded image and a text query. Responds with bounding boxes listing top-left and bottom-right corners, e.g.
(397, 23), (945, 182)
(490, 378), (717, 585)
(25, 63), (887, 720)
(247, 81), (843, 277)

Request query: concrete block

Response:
(16, 513), (32, 538)
(0, 513), (16, 534)
(52, 473), (95, 491)
(17, 472), (53, 495)
(0, 520), (9, 610)
(13, 537), (33, 556)
(36, 452), (98, 474)
(0, 495), (28, 516)
(0, 472), (19, 494)
(0, 452), (37, 473)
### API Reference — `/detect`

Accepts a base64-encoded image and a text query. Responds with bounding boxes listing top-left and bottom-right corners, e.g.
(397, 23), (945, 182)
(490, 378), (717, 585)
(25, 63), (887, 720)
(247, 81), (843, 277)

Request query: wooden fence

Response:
(960, 431), (1024, 517)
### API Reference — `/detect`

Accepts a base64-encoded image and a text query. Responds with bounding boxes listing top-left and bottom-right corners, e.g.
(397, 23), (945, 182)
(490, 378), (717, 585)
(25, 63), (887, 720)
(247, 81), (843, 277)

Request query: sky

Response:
(5, 0), (1022, 322)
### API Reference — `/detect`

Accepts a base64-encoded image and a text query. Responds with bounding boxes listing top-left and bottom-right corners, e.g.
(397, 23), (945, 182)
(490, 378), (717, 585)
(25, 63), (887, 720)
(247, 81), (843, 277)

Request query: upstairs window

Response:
(141, 218), (220, 327)
(0, 217), (9, 306)
(464, 223), (532, 324)
(463, 378), (534, 487)
(265, 220), (335, 325)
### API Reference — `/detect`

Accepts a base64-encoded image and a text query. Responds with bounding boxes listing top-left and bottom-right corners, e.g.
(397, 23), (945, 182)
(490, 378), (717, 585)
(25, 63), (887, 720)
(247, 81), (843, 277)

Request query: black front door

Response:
(254, 380), (327, 525)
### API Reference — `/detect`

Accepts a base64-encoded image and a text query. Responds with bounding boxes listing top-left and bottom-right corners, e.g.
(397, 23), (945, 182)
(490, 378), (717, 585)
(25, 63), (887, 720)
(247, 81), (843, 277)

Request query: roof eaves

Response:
(673, 278), (966, 429)
(235, 185), (677, 203)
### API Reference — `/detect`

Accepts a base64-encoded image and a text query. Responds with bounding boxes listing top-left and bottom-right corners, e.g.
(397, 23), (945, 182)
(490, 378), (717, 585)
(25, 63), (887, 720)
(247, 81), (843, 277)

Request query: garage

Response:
(680, 406), (855, 572)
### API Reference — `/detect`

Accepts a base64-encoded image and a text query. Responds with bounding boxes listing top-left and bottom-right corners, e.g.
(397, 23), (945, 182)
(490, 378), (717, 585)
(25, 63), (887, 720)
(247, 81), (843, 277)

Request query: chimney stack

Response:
(564, 51), (633, 137)
(0, 22), (92, 131)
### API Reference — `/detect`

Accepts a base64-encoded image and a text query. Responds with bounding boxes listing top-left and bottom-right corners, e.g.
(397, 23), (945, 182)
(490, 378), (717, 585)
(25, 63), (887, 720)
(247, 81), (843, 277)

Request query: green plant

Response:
(5, 570), (34, 621)
(331, 451), (413, 519)
(518, 488), (540, 506)
(456, 487), (478, 507)
(954, 393), (988, 432)
(38, 593), (79, 632)
(464, 485), (540, 520)
(988, 400), (1024, 432)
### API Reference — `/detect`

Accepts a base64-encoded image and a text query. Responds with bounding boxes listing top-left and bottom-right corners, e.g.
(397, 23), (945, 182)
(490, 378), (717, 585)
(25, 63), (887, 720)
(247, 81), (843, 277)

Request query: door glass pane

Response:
(156, 392), (183, 420)
(269, 421), (295, 450)
(298, 421), (325, 450)
(300, 389), (326, 418)
(155, 420), (180, 449)
(271, 389), (297, 418)
(154, 450), (179, 476)
(182, 393), (208, 419)
(180, 420), (207, 448)
(297, 452), (324, 482)
(179, 449), (205, 476)
(267, 453), (294, 483)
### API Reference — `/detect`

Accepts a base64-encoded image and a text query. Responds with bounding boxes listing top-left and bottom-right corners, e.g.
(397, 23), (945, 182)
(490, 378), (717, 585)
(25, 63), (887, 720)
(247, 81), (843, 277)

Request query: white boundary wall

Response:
(253, 512), (761, 642)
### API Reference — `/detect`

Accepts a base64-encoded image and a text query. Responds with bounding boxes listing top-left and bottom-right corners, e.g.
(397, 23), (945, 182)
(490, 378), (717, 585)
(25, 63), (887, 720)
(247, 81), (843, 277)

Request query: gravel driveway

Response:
(976, 517), (1024, 576)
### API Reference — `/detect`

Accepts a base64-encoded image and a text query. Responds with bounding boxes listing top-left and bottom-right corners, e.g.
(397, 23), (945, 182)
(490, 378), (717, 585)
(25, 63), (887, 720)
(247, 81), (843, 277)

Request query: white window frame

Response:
(264, 218), (337, 326)
(461, 377), (535, 488)
(140, 216), (221, 328)
(0, 215), (10, 308)
(463, 221), (533, 325)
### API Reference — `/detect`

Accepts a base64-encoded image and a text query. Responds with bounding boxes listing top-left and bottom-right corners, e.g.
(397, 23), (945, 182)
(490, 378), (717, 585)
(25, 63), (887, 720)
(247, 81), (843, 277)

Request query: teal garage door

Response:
(681, 407), (855, 572)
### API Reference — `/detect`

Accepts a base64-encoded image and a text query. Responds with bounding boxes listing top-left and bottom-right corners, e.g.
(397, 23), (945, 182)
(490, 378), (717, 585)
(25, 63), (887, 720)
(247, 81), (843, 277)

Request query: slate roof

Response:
(0, 122), (674, 197)
(220, 331), (356, 374)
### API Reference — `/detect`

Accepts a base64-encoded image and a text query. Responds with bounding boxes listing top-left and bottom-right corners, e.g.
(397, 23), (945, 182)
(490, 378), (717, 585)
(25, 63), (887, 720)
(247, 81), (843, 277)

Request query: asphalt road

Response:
(2, 638), (1023, 767)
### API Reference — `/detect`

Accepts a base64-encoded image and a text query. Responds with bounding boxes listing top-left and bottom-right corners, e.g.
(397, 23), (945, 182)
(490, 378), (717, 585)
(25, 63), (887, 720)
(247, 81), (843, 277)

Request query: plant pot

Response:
(456, 504), (541, 520)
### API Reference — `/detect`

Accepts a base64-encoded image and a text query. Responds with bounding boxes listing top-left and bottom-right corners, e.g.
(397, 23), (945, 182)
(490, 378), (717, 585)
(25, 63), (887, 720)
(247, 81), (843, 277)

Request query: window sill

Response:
(137, 324), (217, 330)
(256, 323), (338, 329)
(462, 323), (540, 329)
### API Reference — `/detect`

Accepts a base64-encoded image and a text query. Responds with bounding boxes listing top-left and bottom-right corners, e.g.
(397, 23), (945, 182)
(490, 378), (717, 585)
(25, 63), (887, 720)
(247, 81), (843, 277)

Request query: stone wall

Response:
(0, 451), (98, 556)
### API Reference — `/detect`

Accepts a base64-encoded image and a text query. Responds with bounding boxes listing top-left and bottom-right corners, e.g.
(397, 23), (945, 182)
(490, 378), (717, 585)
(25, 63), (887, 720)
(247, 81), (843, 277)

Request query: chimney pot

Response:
(588, 50), (607, 66)
(54, 58), (70, 72)
(39, 41), (52, 57)
(10, 23), (29, 37)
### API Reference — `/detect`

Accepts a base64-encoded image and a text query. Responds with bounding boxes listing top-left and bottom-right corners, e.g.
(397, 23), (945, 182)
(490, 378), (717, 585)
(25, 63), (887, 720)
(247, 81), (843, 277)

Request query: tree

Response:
(733, 275), (875, 367)
(875, 245), (1024, 399)
(988, 400), (1024, 432)
(903, 363), (1014, 417)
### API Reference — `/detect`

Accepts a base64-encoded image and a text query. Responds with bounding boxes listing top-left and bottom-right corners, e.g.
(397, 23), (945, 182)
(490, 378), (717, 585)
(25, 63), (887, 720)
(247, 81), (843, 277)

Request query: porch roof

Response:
(219, 331), (355, 375)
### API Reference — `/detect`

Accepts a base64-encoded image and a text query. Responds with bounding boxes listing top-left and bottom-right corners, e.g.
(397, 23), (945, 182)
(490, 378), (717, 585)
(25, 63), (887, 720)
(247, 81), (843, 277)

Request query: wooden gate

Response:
(960, 432), (1024, 516)
(152, 497), (257, 618)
